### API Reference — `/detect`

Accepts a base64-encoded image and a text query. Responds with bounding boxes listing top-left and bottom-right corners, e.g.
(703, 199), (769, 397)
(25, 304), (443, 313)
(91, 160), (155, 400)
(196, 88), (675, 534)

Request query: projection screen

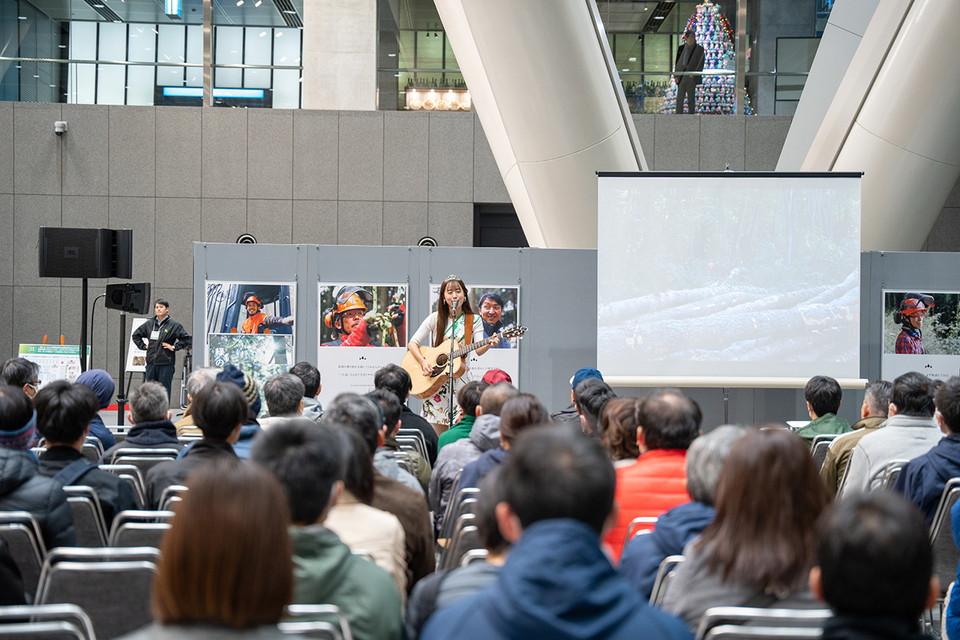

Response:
(597, 172), (862, 387)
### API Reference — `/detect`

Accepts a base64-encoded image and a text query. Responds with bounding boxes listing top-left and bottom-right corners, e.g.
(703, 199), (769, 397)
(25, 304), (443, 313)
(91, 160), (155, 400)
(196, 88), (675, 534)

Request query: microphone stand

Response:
(446, 298), (459, 427)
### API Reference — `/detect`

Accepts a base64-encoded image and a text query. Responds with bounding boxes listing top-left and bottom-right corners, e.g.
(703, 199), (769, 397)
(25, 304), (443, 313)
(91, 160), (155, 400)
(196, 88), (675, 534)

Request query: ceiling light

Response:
(283, 9), (295, 13)
(259, 31), (266, 37)
(654, 15), (664, 19)
(254, 0), (261, 5)
(387, 53), (396, 57)
(621, 68), (629, 72)
(275, 31), (282, 37)
(628, 57), (636, 62)
(17, 16), (26, 19)
(92, 3), (104, 7)
(236, 0), (243, 5)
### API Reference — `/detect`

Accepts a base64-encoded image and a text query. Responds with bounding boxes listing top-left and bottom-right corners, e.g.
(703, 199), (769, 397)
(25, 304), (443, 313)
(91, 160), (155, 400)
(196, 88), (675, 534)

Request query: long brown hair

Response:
(153, 459), (293, 629)
(599, 397), (641, 461)
(433, 276), (475, 347)
(695, 429), (830, 594)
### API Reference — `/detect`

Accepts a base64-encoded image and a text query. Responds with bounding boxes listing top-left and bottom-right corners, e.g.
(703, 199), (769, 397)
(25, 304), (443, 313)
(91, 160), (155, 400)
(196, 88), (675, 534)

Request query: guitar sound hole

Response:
(436, 354), (448, 366)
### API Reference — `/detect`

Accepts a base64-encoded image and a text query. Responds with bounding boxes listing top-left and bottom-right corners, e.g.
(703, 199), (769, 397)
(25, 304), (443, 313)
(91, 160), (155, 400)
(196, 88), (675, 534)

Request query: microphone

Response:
(451, 297), (460, 312)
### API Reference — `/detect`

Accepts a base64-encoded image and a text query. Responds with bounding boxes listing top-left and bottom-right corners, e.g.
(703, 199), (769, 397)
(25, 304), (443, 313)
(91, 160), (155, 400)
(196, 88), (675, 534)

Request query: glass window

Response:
(216, 26), (243, 87)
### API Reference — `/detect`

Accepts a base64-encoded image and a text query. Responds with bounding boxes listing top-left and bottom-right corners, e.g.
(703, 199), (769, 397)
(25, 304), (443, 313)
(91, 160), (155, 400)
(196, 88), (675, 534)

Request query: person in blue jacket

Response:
(421, 424), (692, 640)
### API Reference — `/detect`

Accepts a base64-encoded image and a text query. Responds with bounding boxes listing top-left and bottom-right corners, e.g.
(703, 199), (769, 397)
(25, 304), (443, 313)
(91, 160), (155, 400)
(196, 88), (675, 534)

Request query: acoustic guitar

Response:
(401, 326), (528, 399)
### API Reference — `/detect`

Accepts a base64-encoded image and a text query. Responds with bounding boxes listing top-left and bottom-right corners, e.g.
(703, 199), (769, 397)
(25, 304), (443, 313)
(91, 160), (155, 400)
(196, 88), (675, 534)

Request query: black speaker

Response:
(38, 227), (133, 279)
(105, 282), (152, 315)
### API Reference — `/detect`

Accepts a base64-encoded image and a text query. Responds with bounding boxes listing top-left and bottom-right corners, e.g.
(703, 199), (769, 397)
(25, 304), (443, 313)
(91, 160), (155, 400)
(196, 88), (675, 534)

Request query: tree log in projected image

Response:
(598, 271), (858, 363)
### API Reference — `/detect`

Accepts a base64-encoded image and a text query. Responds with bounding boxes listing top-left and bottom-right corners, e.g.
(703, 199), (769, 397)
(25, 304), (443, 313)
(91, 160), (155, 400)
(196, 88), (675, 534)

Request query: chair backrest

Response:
(930, 478), (960, 595)
(395, 434), (429, 466)
(110, 522), (171, 548)
(0, 620), (88, 639)
(157, 485), (188, 512)
(98, 465), (147, 509)
(649, 555), (685, 607)
(63, 486), (108, 547)
(36, 560), (157, 640)
(80, 442), (101, 463)
(0, 511), (47, 599)
(440, 516), (480, 571)
(108, 448), (181, 463)
(704, 625), (824, 640)
(439, 489), (479, 541)
(108, 510), (174, 546)
(810, 436), (837, 470)
(697, 607), (833, 640)
(0, 603), (96, 640)
(286, 604), (353, 640)
(868, 459), (909, 491)
(624, 516), (659, 547)
(278, 621), (343, 639)
(460, 548), (489, 567)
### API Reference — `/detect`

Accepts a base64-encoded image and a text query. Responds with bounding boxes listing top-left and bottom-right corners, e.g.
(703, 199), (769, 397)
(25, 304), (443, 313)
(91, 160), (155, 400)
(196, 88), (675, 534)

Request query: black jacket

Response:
(132, 316), (191, 366)
(38, 446), (137, 524)
(101, 419), (183, 463)
(0, 448), (76, 549)
(144, 440), (237, 508)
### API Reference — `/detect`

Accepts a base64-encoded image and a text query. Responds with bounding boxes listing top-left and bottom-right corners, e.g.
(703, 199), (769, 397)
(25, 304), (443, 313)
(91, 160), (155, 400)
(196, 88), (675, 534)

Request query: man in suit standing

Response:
(675, 30), (705, 114)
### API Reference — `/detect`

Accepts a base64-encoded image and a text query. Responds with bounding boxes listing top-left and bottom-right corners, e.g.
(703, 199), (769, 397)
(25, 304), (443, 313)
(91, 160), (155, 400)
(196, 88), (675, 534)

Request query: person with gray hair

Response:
(618, 425), (750, 598)
(175, 367), (220, 435)
(101, 381), (184, 462)
(259, 373), (305, 431)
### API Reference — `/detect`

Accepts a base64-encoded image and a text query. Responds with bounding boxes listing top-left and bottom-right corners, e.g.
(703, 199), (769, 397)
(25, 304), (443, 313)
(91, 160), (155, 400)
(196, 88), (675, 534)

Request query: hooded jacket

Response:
(429, 414), (499, 533)
(0, 447), (76, 548)
(75, 369), (118, 449)
(438, 414), (476, 451)
(618, 500), (715, 598)
(421, 519), (692, 640)
(290, 525), (402, 640)
(893, 432), (960, 523)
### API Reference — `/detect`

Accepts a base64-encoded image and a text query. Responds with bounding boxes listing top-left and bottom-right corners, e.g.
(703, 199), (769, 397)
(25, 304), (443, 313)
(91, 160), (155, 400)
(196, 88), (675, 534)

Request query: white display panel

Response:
(597, 173), (862, 386)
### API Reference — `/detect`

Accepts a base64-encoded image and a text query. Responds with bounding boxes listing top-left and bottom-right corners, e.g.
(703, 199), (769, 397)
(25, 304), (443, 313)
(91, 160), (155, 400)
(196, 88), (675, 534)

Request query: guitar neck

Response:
(451, 335), (497, 359)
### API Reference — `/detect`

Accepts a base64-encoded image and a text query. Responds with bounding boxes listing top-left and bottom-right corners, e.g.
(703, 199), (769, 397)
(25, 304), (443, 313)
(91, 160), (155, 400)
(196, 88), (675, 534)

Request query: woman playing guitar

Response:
(407, 275), (498, 430)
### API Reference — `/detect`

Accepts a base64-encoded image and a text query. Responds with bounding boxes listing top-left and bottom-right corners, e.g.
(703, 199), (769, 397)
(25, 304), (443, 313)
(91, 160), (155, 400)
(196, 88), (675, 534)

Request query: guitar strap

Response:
(444, 313), (474, 343)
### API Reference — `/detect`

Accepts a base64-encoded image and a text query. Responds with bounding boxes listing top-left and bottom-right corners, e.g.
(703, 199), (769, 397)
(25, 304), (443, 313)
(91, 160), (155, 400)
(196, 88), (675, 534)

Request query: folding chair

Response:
(649, 555), (685, 607)
(98, 464), (147, 509)
(0, 603), (96, 640)
(623, 516), (658, 547)
(36, 548), (159, 640)
(440, 514), (480, 570)
(0, 621), (88, 638)
(286, 604), (354, 640)
(0, 511), (47, 600)
(929, 478), (960, 619)
(704, 625), (824, 640)
(80, 442), (102, 464)
(157, 485), (188, 512)
(439, 488), (479, 542)
(810, 434), (838, 470)
(108, 510), (174, 547)
(460, 548), (488, 567)
(869, 459), (909, 491)
(108, 448), (181, 464)
(697, 607), (832, 640)
(62, 486), (108, 547)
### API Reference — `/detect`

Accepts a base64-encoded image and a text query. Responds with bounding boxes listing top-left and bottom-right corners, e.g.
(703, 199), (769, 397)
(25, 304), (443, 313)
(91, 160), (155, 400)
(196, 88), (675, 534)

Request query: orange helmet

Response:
(242, 293), (263, 308)
(324, 287), (372, 330)
(898, 299), (928, 317)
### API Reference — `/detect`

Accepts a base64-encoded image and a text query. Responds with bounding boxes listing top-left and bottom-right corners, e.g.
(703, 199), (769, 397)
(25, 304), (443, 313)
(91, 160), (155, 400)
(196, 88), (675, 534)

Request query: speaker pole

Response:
(80, 278), (89, 373)
(117, 311), (127, 428)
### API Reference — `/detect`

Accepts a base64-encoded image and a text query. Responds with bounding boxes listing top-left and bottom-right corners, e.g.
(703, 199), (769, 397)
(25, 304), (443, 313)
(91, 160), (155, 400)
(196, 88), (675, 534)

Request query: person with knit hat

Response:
(144, 381), (247, 508)
(0, 385), (76, 549)
(75, 369), (118, 449)
(214, 364), (262, 459)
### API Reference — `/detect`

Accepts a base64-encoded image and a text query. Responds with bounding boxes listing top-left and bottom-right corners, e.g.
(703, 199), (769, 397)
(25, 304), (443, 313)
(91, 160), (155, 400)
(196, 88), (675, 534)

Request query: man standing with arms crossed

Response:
(132, 299), (191, 401)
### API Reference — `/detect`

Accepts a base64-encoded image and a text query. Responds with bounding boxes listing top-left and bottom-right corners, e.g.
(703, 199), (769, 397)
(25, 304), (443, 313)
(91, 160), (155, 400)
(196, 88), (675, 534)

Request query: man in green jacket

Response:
(437, 381), (486, 450)
(796, 375), (851, 444)
(252, 419), (402, 640)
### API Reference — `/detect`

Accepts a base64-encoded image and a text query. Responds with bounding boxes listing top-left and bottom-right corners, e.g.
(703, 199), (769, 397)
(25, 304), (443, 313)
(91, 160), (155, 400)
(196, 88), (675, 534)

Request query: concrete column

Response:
(302, 0), (378, 111)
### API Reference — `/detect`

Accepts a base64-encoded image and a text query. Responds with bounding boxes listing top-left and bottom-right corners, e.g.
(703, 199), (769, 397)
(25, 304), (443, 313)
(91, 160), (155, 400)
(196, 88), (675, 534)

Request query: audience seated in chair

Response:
(73, 369), (118, 449)
(430, 382), (518, 537)
(251, 418), (402, 640)
(574, 378), (617, 437)
(374, 364), (438, 465)
(258, 373), (305, 431)
(289, 361), (324, 422)
(842, 372), (941, 495)
(660, 429), (829, 631)
(144, 381), (245, 508)
(820, 379), (892, 496)
(812, 491), (937, 640)
(102, 382), (184, 462)
(796, 375), (851, 444)
(549, 366), (604, 427)
(619, 425), (749, 599)
(437, 381), (488, 451)
(0, 384), (75, 549)
(368, 388), (429, 493)
(895, 375), (960, 523)
(407, 470), (510, 639)
(323, 393), (433, 593)
(421, 424), (692, 640)
(213, 364), (263, 459)
(174, 367), (219, 436)
(35, 381), (137, 525)
(598, 397), (642, 468)
(456, 393), (549, 492)
(604, 388), (701, 561)
(117, 460), (293, 639)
